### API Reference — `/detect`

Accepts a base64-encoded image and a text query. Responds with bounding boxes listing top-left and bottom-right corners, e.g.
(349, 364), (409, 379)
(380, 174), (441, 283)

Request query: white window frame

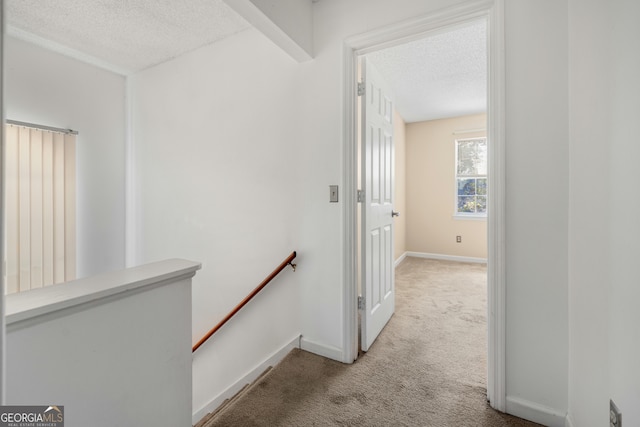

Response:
(454, 137), (487, 219)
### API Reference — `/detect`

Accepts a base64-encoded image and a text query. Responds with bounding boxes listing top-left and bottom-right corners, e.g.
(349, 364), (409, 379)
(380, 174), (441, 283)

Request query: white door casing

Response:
(342, 0), (505, 412)
(360, 57), (395, 352)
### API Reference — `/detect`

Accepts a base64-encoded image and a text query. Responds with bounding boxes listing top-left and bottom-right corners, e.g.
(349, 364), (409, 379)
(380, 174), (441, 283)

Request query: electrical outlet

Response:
(456, 236), (462, 243)
(610, 399), (622, 427)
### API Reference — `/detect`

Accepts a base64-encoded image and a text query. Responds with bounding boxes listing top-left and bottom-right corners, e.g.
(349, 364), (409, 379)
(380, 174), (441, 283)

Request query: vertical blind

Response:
(3, 123), (76, 294)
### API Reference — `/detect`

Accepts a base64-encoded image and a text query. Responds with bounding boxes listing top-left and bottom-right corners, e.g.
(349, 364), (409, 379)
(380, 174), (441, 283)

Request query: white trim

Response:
(341, 41), (359, 364)
(6, 26), (133, 76)
(344, 0), (497, 56)
(342, 0), (506, 412)
(453, 214), (487, 221)
(506, 396), (567, 427)
(406, 252), (487, 264)
(1, 2), (6, 403)
(395, 252), (408, 267)
(300, 337), (344, 362)
(191, 335), (300, 425)
(453, 127), (486, 135)
(125, 77), (136, 268)
(486, 0), (506, 412)
(565, 412), (575, 427)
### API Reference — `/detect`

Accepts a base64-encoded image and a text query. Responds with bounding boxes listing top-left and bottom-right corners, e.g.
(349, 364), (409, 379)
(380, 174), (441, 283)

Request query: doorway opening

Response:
(343, 0), (506, 412)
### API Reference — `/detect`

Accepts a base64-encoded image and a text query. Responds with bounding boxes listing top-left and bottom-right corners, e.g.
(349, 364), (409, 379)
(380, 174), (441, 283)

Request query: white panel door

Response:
(361, 57), (395, 352)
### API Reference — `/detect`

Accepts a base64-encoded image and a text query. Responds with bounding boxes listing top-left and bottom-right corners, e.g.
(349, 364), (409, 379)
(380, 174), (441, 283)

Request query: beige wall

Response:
(393, 111), (407, 261)
(406, 113), (487, 259)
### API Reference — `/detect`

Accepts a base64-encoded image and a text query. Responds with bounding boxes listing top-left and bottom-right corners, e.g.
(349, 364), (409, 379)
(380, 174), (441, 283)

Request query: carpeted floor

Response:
(199, 257), (542, 426)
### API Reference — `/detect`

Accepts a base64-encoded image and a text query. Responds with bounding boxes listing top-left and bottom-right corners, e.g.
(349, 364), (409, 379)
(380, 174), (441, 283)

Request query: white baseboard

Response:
(395, 252), (408, 267)
(406, 251), (487, 264)
(192, 335), (300, 425)
(565, 412), (575, 427)
(300, 337), (344, 362)
(506, 396), (567, 427)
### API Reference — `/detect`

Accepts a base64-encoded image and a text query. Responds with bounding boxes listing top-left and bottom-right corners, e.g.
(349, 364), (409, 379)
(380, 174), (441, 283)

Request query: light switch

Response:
(329, 185), (339, 203)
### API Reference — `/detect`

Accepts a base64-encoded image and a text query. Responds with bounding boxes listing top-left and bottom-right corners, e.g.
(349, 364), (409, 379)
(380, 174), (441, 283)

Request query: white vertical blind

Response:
(3, 124), (76, 294)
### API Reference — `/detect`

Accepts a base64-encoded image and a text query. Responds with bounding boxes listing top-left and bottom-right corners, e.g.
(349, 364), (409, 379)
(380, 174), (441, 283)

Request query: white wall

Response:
(5, 2), (640, 425)
(567, 1), (610, 425)
(608, 0), (640, 424)
(5, 260), (198, 427)
(3, 1), (574, 424)
(299, 0), (467, 363)
(568, 0), (640, 426)
(10, 1), (639, 425)
(300, 1), (569, 424)
(503, 1), (569, 424)
(129, 28), (301, 417)
(4, 36), (127, 279)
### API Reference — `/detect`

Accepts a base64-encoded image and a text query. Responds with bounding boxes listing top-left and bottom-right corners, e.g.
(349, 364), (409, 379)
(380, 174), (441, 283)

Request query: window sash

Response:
(455, 138), (487, 216)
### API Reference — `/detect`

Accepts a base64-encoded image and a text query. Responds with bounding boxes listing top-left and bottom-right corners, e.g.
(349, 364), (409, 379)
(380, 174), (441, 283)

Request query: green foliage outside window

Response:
(456, 138), (487, 215)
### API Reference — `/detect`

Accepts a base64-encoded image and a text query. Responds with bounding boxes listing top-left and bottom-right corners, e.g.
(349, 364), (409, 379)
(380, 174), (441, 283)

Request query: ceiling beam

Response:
(224, 0), (314, 62)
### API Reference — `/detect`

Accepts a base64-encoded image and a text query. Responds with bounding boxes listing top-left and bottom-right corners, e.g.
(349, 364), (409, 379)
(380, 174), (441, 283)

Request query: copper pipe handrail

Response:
(192, 251), (297, 353)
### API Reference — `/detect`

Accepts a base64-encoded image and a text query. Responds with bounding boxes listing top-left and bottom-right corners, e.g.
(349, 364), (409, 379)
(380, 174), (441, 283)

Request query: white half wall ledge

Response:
(224, 0), (313, 62)
(5, 258), (201, 427)
(5, 258), (201, 327)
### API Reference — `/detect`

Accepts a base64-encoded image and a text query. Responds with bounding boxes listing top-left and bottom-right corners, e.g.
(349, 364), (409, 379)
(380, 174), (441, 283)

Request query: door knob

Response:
(392, 211), (400, 217)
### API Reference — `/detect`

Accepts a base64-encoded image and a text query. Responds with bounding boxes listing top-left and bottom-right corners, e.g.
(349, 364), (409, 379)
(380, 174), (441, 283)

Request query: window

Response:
(3, 123), (77, 294)
(455, 137), (487, 216)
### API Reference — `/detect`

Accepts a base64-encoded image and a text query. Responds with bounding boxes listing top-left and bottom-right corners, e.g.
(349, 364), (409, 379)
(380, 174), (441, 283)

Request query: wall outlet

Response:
(610, 399), (622, 427)
(456, 235), (462, 243)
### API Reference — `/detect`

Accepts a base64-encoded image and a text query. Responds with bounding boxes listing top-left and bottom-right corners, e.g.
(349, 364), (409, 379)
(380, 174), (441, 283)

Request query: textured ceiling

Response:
(6, 2), (485, 123)
(367, 20), (487, 123)
(5, 0), (251, 73)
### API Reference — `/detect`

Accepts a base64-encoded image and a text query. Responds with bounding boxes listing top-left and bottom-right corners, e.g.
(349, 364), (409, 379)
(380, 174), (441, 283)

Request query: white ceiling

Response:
(367, 20), (487, 123)
(5, 1), (486, 123)
(5, 0), (251, 74)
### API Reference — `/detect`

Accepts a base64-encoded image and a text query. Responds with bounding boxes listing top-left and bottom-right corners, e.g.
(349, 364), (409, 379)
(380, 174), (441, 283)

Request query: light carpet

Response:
(199, 257), (542, 426)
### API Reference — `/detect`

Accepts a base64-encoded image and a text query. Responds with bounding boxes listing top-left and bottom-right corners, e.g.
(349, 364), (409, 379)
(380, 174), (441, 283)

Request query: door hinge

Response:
(357, 81), (365, 96)
(357, 189), (364, 203)
(358, 295), (364, 310)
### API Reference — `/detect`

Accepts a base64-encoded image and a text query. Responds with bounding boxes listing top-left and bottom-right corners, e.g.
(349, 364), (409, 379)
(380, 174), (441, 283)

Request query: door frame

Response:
(341, 0), (506, 411)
